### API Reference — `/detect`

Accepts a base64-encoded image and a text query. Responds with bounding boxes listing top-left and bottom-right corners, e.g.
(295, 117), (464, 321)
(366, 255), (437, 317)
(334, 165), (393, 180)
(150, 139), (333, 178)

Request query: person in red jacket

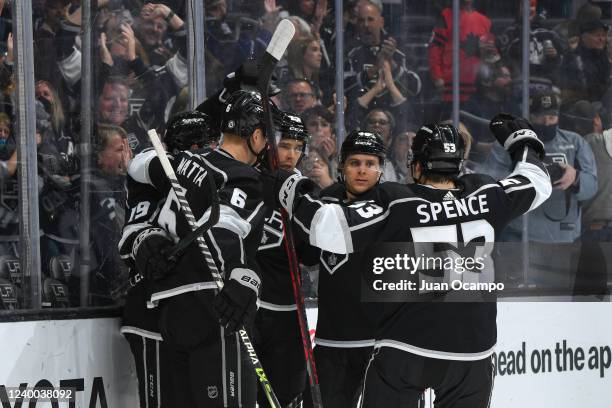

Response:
(428, 0), (493, 102)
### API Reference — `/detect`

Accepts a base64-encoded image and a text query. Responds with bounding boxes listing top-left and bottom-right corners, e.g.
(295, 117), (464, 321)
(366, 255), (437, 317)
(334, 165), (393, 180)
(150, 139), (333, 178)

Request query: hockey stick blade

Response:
(257, 19), (295, 103)
(266, 19), (295, 61)
(146, 129), (282, 408)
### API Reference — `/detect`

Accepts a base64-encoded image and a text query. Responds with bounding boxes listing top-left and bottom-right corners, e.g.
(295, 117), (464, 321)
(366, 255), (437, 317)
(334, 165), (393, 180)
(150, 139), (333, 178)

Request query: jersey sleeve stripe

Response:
(118, 221), (155, 254)
(465, 184), (500, 198)
(202, 155), (228, 188)
(246, 201), (265, 223)
(503, 183), (534, 194)
(506, 160), (551, 212)
(294, 215), (311, 234)
(215, 204), (252, 238)
(207, 229), (226, 272)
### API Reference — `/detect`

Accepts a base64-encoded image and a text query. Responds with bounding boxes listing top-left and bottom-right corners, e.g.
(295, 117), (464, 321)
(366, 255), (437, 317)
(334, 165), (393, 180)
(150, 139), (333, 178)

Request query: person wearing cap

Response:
(560, 99), (603, 137)
(481, 88), (597, 286)
(559, 18), (611, 106)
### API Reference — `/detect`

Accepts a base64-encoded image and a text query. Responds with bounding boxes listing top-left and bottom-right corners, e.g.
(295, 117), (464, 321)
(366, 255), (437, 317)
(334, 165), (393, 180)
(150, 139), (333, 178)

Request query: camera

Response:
(545, 162), (564, 183)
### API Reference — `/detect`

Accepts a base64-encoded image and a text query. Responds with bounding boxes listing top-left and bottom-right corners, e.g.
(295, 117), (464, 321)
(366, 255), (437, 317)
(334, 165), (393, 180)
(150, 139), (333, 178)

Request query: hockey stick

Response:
(146, 129), (282, 408)
(258, 19), (324, 408)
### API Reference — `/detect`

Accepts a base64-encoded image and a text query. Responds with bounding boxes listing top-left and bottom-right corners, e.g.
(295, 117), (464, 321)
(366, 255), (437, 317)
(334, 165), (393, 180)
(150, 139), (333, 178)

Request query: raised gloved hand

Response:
(489, 113), (545, 158)
(270, 169), (318, 218)
(214, 268), (260, 332)
(133, 228), (176, 281)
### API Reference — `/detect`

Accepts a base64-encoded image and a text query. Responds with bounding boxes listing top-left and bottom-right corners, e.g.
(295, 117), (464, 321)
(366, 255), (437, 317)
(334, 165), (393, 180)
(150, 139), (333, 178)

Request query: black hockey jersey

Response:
(256, 177), (314, 310)
(118, 150), (167, 337)
(256, 205), (298, 310)
(306, 182), (377, 348)
(290, 147), (551, 360)
(128, 148), (266, 306)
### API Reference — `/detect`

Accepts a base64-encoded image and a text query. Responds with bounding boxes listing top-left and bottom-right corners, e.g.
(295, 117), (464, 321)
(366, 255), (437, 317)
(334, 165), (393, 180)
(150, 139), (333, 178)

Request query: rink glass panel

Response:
(3, 0), (612, 313)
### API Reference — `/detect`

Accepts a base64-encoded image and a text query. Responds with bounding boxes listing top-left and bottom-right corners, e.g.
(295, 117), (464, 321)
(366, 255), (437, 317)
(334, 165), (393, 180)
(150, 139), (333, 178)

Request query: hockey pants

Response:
(158, 291), (257, 407)
(360, 347), (495, 408)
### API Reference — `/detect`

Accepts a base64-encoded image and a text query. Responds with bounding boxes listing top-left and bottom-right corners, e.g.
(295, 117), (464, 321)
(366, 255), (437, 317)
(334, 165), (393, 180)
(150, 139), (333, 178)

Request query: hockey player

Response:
(119, 110), (214, 408)
(131, 90), (280, 408)
(301, 130), (386, 408)
(253, 111), (310, 407)
(275, 114), (552, 407)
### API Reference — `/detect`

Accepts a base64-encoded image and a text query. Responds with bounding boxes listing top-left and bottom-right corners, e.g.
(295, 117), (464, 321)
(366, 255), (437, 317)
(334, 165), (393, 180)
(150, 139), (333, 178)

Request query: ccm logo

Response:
(241, 275), (260, 290)
(282, 177), (297, 206)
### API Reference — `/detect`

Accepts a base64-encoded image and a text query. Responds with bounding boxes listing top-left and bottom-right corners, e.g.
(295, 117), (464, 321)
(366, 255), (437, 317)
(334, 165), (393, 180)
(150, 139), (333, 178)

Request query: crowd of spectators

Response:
(1, 0), (611, 310)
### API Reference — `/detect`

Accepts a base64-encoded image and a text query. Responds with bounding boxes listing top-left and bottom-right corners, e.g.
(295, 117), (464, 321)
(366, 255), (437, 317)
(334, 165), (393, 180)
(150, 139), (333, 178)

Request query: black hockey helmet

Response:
(275, 111), (310, 143)
(411, 124), (464, 174)
(220, 90), (272, 139)
(340, 130), (386, 165)
(164, 110), (214, 153)
(275, 111), (309, 165)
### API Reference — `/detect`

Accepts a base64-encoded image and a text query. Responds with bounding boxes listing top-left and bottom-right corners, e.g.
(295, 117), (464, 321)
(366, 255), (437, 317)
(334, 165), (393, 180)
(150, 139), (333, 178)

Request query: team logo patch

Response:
(207, 385), (218, 399)
(259, 210), (284, 250)
(327, 253), (337, 266)
(320, 251), (348, 275)
(127, 133), (139, 150)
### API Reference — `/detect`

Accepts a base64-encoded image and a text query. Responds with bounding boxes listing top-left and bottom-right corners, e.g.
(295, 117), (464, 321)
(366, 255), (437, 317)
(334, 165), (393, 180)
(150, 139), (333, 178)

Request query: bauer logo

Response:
(207, 385), (218, 399)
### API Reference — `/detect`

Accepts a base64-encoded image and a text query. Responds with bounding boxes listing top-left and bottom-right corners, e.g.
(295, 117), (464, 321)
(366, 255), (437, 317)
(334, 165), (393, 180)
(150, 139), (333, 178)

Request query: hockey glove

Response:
(214, 268), (260, 332)
(133, 228), (177, 281)
(274, 169), (318, 219)
(489, 113), (545, 158)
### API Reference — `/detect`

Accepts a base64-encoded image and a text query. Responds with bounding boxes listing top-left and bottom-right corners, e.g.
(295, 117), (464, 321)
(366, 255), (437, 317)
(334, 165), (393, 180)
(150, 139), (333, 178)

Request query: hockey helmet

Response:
(221, 90), (271, 139)
(275, 111), (310, 143)
(411, 124), (464, 174)
(340, 130), (386, 165)
(164, 110), (214, 153)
